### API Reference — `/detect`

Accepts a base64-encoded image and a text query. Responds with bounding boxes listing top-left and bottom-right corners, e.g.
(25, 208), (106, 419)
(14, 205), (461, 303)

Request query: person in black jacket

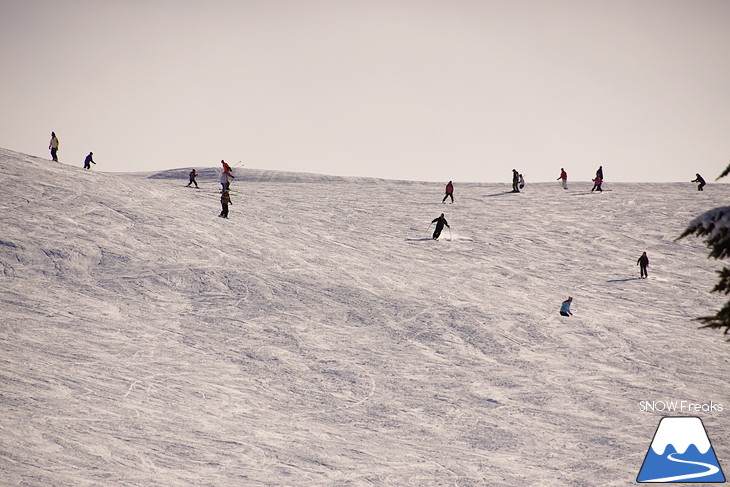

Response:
(187, 169), (199, 188)
(431, 213), (450, 240)
(511, 169), (520, 193)
(83, 152), (95, 169)
(637, 252), (649, 279)
(691, 173), (706, 191)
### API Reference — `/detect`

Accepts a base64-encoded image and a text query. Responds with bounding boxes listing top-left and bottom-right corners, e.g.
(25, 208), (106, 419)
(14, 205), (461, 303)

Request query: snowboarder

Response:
(591, 176), (603, 192)
(431, 213), (450, 240)
(691, 173), (706, 191)
(219, 190), (232, 218)
(560, 297), (573, 317)
(511, 169), (520, 193)
(637, 252), (649, 279)
(558, 168), (568, 189)
(49, 132), (59, 162)
(83, 152), (95, 169)
(187, 169), (199, 188)
(442, 181), (454, 204)
(518, 173), (525, 190)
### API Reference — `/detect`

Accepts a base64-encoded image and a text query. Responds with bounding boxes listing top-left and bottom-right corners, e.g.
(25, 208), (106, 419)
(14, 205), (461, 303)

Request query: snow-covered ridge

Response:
(1, 147), (729, 486)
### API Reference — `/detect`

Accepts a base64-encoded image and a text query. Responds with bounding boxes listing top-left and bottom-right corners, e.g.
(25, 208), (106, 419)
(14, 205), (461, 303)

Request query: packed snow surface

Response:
(1, 148), (728, 486)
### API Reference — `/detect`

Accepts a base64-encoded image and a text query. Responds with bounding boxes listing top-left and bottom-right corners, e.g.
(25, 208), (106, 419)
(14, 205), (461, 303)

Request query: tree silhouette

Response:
(678, 163), (730, 340)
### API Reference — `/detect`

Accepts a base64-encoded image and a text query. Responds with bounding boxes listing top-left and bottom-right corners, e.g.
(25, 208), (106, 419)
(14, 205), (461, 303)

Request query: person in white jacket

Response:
(49, 132), (59, 161)
(220, 170), (233, 193)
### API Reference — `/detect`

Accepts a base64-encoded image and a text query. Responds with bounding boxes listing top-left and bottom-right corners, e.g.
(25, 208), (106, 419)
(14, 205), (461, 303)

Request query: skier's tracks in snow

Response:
(288, 361), (376, 426)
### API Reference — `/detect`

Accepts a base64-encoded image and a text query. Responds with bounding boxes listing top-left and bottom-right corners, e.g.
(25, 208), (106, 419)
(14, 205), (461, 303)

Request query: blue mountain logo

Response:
(637, 416), (725, 483)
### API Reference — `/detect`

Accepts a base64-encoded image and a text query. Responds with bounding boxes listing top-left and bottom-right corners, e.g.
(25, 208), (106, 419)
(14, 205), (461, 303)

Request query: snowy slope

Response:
(1, 148), (728, 486)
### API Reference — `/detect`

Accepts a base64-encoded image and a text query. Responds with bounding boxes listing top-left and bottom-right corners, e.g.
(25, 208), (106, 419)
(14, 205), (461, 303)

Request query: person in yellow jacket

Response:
(219, 191), (232, 218)
(49, 132), (59, 161)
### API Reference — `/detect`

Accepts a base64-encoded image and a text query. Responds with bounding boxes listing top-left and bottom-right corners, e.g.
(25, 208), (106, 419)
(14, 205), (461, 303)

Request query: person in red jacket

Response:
(220, 160), (234, 192)
(221, 160), (233, 175)
(557, 168), (568, 189)
(442, 181), (454, 204)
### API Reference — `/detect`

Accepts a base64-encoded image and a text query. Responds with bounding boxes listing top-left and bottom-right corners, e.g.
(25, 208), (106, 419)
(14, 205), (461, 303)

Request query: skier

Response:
(637, 252), (649, 279)
(83, 152), (95, 169)
(591, 176), (603, 192)
(518, 173), (525, 190)
(442, 181), (454, 204)
(691, 173), (706, 191)
(187, 169), (199, 188)
(431, 213), (450, 240)
(219, 190), (232, 218)
(557, 168), (568, 189)
(49, 132), (59, 162)
(560, 297), (573, 317)
(511, 169), (520, 193)
(221, 160), (233, 175)
(220, 160), (234, 192)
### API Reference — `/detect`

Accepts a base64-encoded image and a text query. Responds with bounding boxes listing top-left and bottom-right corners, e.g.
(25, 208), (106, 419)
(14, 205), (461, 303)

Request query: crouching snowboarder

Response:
(691, 173), (706, 191)
(431, 213), (450, 240)
(637, 251), (649, 279)
(560, 297), (573, 317)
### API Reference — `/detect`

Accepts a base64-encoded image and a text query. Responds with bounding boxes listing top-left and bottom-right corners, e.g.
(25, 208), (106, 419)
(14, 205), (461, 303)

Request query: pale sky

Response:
(1, 0), (729, 182)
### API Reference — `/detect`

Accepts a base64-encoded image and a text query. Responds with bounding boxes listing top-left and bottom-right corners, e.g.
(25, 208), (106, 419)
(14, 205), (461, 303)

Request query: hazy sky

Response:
(2, 0), (729, 182)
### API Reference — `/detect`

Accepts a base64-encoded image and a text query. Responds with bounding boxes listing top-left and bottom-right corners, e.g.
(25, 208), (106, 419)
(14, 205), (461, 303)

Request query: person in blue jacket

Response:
(560, 297), (573, 317)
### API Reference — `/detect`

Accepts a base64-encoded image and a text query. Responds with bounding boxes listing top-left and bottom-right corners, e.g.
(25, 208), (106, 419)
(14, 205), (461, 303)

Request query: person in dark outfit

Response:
(431, 213), (449, 240)
(83, 152), (95, 169)
(187, 169), (199, 188)
(691, 173), (706, 191)
(511, 169), (520, 192)
(442, 181), (454, 204)
(219, 191), (232, 218)
(596, 165), (604, 180)
(637, 252), (649, 279)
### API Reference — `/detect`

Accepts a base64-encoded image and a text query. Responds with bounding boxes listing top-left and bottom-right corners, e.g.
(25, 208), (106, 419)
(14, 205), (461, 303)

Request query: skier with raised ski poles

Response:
(442, 181), (454, 203)
(220, 160), (235, 192)
(429, 213), (450, 240)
